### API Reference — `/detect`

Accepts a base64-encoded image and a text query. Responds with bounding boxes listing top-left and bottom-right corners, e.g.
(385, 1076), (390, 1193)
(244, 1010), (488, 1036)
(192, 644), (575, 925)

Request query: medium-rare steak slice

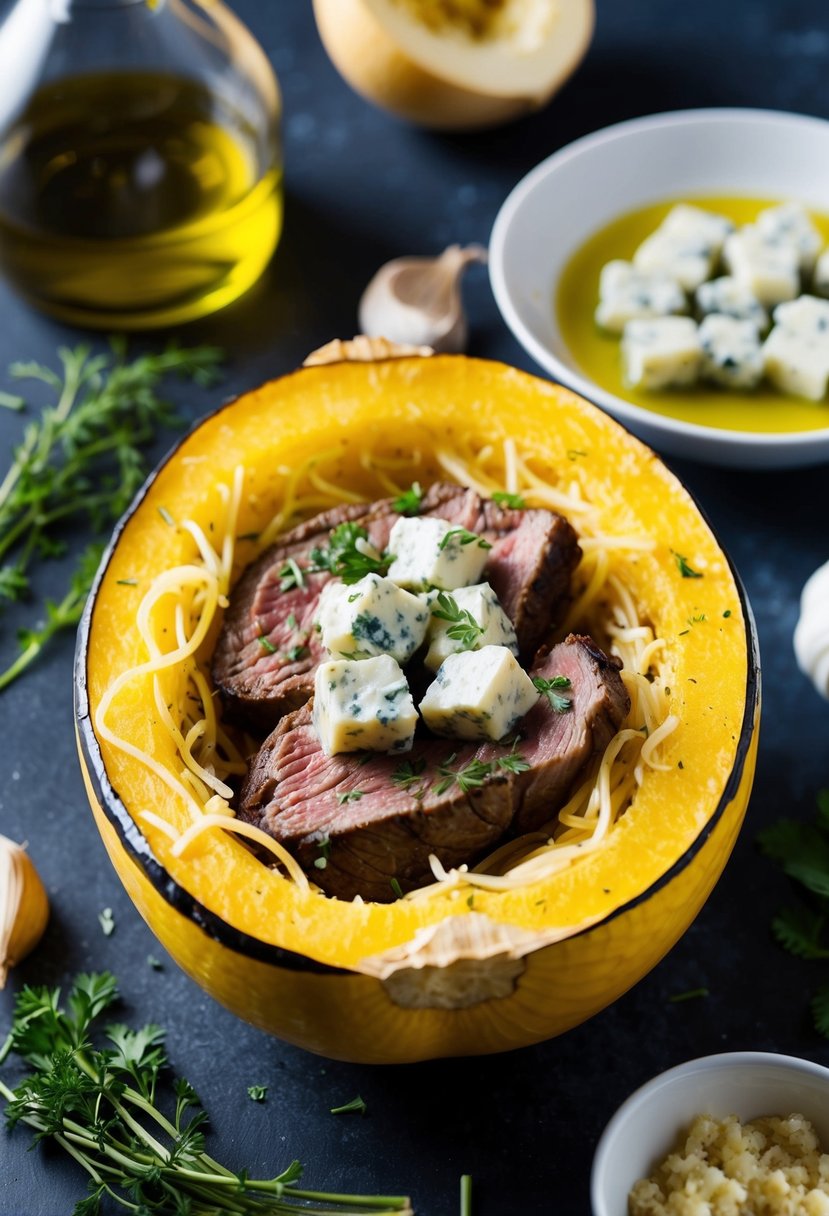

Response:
(237, 634), (629, 902)
(213, 483), (581, 731)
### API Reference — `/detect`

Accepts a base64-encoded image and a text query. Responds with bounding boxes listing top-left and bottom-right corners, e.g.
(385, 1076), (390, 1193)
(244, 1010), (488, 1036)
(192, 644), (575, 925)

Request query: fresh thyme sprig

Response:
(0, 342), (223, 691)
(532, 675), (573, 713)
(430, 592), (484, 650)
(437, 527), (491, 553)
(0, 972), (412, 1216)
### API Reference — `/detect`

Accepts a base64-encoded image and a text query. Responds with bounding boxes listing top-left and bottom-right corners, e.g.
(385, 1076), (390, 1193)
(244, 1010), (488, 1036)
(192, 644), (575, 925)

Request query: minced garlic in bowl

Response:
(629, 1112), (829, 1216)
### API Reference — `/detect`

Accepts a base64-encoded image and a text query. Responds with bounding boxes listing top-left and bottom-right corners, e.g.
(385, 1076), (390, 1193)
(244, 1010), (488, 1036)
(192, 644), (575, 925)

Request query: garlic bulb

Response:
(0, 835), (49, 987)
(358, 244), (487, 353)
(794, 559), (829, 699)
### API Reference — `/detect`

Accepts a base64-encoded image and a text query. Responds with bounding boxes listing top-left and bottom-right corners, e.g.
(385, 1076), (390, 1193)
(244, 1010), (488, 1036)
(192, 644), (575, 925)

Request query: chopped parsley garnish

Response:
(391, 758), (427, 790)
(286, 612), (297, 629)
(492, 491), (526, 509)
(671, 550), (703, 579)
(338, 649), (370, 662)
(438, 527), (492, 552)
(392, 482), (423, 516)
(309, 522), (391, 585)
(723, 609), (732, 618)
(669, 987), (709, 1004)
(116, 578), (138, 586)
(336, 790), (364, 805)
(390, 878), (404, 899)
(247, 1085), (268, 1102)
(313, 857), (328, 870)
(98, 908), (115, 937)
(258, 634), (277, 654)
(431, 591), (484, 650)
(331, 1095), (367, 1116)
(533, 675), (573, 713)
(279, 557), (306, 591)
(283, 645), (308, 662)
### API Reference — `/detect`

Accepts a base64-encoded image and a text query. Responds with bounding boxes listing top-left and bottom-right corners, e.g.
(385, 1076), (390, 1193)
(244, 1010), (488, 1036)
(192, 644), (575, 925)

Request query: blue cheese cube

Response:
(419, 645), (538, 743)
(423, 584), (518, 673)
(595, 260), (686, 334)
(387, 516), (491, 591)
(723, 226), (800, 306)
(695, 276), (768, 331)
(814, 248), (829, 297)
(621, 317), (702, 390)
(698, 315), (764, 389)
(660, 204), (735, 253)
(756, 202), (822, 274)
(627, 216), (719, 291)
(313, 655), (417, 755)
(763, 295), (829, 400)
(317, 573), (429, 662)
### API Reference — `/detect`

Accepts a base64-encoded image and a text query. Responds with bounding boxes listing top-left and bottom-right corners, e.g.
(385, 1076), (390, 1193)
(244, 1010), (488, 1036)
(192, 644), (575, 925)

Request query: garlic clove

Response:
(794, 559), (829, 699)
(358, 244), (487, 353)
(0, 834), (49, 987)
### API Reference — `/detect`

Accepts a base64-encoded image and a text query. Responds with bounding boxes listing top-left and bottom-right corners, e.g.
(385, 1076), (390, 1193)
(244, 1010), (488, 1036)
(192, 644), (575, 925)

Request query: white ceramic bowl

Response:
(591, 1051), (829, 1216)
(489, 108), (829, 468)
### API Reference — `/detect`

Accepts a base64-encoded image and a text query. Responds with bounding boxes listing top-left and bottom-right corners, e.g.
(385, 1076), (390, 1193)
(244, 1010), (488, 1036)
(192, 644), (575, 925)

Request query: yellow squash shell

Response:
(75, 355), (760, 1063)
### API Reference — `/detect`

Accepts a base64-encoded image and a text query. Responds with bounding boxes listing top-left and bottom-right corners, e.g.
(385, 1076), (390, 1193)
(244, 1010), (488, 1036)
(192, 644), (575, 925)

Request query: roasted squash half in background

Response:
(75, 352), (759, 1064)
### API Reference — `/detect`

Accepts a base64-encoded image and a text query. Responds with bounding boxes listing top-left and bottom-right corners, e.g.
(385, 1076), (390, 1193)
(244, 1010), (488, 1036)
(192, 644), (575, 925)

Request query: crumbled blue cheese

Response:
(387, 516), (490, 591)
(695, 276), (768, 331)
(313, 655), (417, 755)
(814, 248), (829, 298)
(317, 573), (429, 662)
(419, 645), (538, 743)
(595, 260), (686, 334)
(698, 315), (764, 389)
(723, 226), (800, 306)
(756, 202), (822, 274)
(621, 317), (702, 390)
(422, 584), (518, 672)
(660, 204), (735, 252)
(763, 295), (829, 400)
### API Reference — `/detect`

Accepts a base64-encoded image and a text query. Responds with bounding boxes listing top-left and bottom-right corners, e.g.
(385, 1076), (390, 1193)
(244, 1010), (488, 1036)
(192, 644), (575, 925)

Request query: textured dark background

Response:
(2, 2), (829, 1213)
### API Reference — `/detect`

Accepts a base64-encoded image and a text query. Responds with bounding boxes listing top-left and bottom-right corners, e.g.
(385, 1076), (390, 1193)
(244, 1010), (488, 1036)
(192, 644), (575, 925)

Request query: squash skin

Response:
(75, 356), (760, 1063)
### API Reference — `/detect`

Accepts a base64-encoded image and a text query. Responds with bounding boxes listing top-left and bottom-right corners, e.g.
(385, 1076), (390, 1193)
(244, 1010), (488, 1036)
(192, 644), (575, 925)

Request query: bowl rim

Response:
(73, 356), (760, 976)
(590, 1050), (829, 1216)
(489, 105), (829, 452)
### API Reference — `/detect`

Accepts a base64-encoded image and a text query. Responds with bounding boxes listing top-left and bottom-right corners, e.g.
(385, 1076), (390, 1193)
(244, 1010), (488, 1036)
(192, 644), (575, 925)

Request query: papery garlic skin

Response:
(0, 835), (49, 987)
(358, 244), (487, 353)
(794, 559), (829, 699)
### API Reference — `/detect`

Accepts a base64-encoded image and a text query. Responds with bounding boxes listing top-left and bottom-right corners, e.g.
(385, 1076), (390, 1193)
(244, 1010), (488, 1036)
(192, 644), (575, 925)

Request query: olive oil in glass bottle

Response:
(0, 0), (282, 328)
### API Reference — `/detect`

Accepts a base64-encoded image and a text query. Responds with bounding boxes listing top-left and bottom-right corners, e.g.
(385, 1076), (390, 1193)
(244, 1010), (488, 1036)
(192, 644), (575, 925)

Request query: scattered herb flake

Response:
(279, 557), (306, 592)
(723, 609), (732, 618)
(431, 591), (484, 650)
(98, 908), (115, 937)
(390, 878), (404, 899)
(671, 550), (703, 579)
(391, 758), (427, 790)
(533, 675), (573, 713)
(237, 531), (260, 542)
(286, 612), (297, 630)
(331, 1095), (367, 1116)
(283, 645), (309, 662)
(247, 1085), (268, 1103)
(146, 955), (163, 971)
(392, 482), (423, 516)
(492, 491), (526, 509)
(309, 522), (391, 585)
(669, 987), (709, 1003)
(336, 790), (364, 805)
(314, 857), (328, 870)
(258, 635), (277, 654)
(438, 527), (491, 552)
(116, 578), (138, 586)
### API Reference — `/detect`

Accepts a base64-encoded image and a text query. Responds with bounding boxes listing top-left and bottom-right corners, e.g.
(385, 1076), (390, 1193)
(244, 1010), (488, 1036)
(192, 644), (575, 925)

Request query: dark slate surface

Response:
(2, 2), (829, 1213)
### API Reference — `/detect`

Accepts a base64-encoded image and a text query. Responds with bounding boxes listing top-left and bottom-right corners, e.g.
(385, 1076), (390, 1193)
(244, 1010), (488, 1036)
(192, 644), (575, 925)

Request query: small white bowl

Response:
(591, 1051), (829, 1216)
(489, 108), (829, 468)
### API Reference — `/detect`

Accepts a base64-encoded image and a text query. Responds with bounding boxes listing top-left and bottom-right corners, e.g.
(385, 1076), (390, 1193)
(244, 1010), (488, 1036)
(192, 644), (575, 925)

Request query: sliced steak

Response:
(213, 483), (581, 731)
(237, 634), (629, 902)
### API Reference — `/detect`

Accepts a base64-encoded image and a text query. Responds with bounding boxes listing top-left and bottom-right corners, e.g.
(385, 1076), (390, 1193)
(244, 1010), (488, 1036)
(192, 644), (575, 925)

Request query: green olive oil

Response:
(0, 72), (282, 328)
(557, 196), (829, 434)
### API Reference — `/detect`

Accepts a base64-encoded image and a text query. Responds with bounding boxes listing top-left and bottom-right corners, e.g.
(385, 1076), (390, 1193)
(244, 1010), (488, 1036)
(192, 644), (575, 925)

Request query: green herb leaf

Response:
(390, 878), (404, 899)
(336, 790), (364, 805)
(258, 634), (277, 654)
(492, 491), (526, 509)
(279, 557), (306, 591)
(309, 522), (391, 585)
(283, 645), (309, 662)
(330, 1095), (367, 1116)
(438, 527), (492, 552)
(431, 591), (484, 650)
(392, 482), (423, 516)
(247, 1085), (268, 1103)
(771, 906), (829, 960)
(533, 675), (573, 713)
(671, 550), (703, 579)
(668, 987), (709, 1003)
(391, 758), (427, 791)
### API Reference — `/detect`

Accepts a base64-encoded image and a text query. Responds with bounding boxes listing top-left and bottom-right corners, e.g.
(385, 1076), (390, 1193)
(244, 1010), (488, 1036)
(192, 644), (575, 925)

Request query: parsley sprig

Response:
(0, 972), (412, 1215)
(308, 523), (391, 585)
(532, 675), (573, 713)
(758, 790), (829, 1037)
(438, 527), (492, 553)
(431, 591), (484, 651)
(392, 483), (423, 516)
(0, 342), (222, 692)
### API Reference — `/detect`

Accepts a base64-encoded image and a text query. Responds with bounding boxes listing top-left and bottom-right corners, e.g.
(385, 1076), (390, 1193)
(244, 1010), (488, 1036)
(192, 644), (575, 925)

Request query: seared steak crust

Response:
(237, 634), (629, 902)
(213, 484), (581, 731)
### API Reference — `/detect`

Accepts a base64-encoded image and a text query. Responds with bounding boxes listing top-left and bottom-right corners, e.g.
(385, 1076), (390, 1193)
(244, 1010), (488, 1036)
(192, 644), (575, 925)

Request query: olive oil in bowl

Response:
(0, 72), (282, 328)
